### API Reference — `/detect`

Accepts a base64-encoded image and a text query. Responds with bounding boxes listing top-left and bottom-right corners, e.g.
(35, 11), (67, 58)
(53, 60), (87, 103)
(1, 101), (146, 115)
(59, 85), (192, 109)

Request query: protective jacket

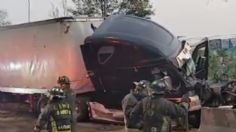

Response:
(122, 92), (143, 129)
(130, 96), (188, 132)
(36, 100), (73, 132)
(64, 88), (76, 132)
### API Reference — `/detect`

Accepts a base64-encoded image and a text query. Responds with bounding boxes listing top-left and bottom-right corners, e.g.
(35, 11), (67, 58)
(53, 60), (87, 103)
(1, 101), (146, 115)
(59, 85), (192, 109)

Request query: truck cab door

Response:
(192, 41), (208, 79)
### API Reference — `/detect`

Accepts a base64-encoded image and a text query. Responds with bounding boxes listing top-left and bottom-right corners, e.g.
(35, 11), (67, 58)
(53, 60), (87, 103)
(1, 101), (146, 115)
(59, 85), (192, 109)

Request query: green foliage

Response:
(208, 48), (236, 82)
(0, 10), (11, 26)
(68, 0), (120, 17)
(208, 51), (221, 81)
(68, 0), (153, 17)
(119, 0), (153, 17)
(68, 0), (100, 17)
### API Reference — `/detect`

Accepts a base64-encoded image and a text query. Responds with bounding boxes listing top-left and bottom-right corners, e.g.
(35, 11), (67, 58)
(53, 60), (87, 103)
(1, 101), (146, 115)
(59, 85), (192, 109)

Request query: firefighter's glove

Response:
(181, 96), (191, 104)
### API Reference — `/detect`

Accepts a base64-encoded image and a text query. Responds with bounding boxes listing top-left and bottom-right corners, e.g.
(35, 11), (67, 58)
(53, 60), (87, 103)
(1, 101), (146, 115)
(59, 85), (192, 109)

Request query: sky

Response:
(0, 0), (236, 36)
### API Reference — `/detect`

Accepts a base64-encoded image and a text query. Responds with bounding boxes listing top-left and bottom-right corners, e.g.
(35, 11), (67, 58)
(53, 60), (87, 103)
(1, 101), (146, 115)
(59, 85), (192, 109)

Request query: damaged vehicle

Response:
(0, 14), (235, 130)
(183, 36), (236, 131)
(82, 15), (236, 130)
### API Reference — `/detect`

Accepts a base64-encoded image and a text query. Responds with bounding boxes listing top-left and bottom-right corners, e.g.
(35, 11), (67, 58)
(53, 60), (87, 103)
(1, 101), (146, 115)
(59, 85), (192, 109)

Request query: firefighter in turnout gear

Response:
(130, 80), (190, 132)
(34, 86), (73, 132)
(122, 80), (150, 129)
(57, 76), (76, 132)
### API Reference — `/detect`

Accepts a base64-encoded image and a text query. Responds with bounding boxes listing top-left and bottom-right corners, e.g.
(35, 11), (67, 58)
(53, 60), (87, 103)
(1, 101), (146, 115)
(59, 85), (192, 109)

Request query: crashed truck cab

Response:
(81, 15), (202, 124)
(81, 15), (236, 129)
(81, 15), (192, 107)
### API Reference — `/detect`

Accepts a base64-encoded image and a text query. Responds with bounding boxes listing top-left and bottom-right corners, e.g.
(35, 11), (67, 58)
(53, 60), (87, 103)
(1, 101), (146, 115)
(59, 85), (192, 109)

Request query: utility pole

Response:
(104, 0), (107, 17)
(28, 0), (31, 22)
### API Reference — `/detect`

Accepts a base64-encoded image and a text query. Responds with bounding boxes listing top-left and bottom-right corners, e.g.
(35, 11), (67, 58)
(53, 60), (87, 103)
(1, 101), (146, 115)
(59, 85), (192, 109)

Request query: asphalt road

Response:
(0, 103), (196, 132)
(0, 103), (137, 132)
(0, 109), (130, 132)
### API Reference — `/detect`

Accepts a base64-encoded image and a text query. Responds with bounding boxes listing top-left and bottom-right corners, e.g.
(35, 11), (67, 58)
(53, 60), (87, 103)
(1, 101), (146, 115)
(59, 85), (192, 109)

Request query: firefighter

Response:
(130, 80), (190, 132)
(122, 80), (150, 129)
(57, 76), (76, 132)
(34, 86), (73, 132)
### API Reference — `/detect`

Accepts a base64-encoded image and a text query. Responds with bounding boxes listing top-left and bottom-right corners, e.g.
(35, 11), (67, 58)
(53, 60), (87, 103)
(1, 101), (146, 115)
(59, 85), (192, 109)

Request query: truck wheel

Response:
(76, 96), (90, 121)
(189, 110), (201, 128)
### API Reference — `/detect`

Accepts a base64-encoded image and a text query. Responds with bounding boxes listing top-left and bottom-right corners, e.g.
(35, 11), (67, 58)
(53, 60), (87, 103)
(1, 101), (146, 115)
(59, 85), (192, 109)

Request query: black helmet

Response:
(49, 86), (65, 99)
(57, 75), (70, 84)
(149, 80), (166, 95)
(134, 80), (150, 89)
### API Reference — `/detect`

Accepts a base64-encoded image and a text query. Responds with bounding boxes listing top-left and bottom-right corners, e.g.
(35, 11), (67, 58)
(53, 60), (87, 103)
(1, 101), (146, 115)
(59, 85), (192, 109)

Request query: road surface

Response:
(0, 103), (196, 132)
(0, 103), (136, 132)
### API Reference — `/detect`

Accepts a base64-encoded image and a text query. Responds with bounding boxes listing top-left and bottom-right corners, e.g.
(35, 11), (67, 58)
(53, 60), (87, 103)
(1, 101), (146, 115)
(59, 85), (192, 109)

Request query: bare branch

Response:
(0, 10), (11, 26)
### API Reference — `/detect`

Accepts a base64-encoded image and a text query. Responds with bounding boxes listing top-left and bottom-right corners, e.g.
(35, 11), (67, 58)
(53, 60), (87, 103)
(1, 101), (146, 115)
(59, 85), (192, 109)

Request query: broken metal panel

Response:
(167, 95), (201, 112)
(176, 42), (192, 68)
(88, 102), (124, 124)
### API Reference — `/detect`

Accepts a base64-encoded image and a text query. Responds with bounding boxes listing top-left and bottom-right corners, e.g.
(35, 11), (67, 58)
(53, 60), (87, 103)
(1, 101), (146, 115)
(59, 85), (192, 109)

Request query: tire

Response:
(189, 110), (201, 128)
(76, 96), (90, 122)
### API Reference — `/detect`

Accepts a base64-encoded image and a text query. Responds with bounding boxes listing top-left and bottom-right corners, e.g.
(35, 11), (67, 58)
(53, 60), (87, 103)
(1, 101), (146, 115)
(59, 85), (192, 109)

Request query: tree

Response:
(68, 0), (116, 17)
(119, 0), (153, 17)
(49, 2), (60, 18)
(49, 0), (69, 18)
(68, 0), (153, 17)
(69, 0), (100, 17)
(0, 10), (11, 26)
(68, 0), (120, 17)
